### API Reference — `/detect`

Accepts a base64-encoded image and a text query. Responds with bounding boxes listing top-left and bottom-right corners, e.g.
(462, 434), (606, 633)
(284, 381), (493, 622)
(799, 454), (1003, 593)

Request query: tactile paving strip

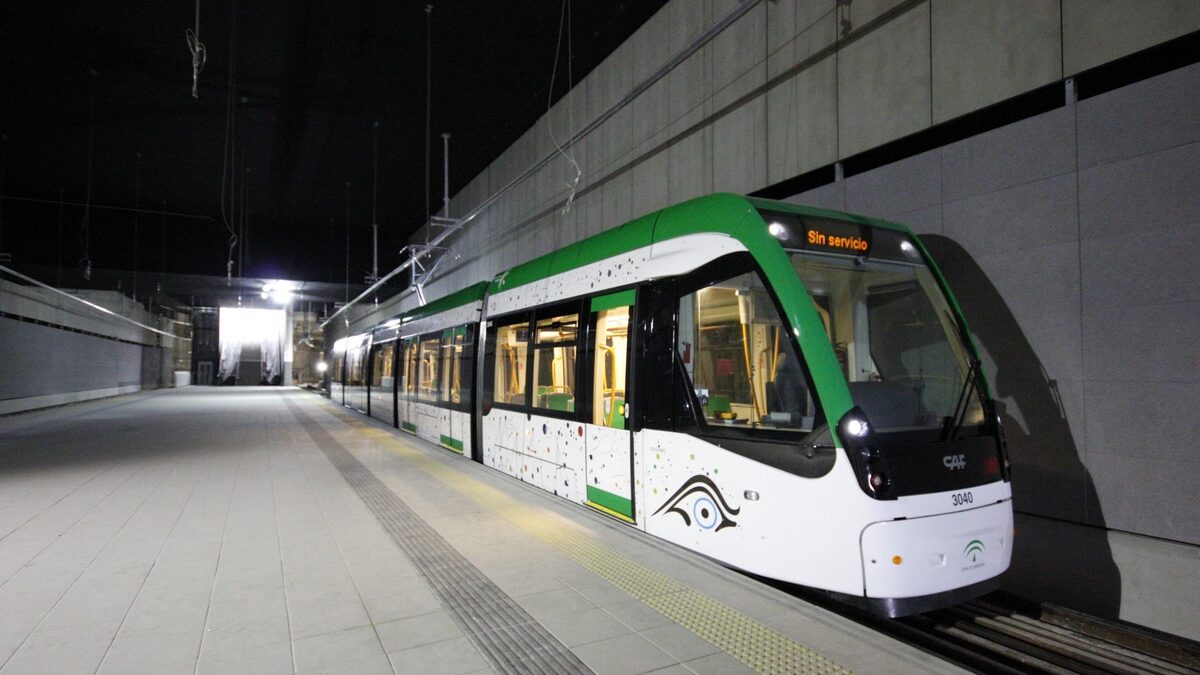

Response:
(329, 407), (852, 674)
(283, 397), (590, 675)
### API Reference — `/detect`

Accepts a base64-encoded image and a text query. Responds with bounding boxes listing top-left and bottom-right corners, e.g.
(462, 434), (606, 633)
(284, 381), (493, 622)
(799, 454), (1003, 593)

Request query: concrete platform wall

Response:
(348, 0), (1200, 637)
(785, 60), (1200, 639)
(0, 279), (176, 414)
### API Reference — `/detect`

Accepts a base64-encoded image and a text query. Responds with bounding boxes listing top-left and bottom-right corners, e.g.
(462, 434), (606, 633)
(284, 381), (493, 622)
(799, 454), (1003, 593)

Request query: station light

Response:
(261, 280), (295, 305)
(316, 361), (328, 373)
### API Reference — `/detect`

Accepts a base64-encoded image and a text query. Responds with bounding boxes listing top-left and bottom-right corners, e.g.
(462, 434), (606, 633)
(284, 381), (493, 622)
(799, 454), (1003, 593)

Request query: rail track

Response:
(781, 585), (1200, 674)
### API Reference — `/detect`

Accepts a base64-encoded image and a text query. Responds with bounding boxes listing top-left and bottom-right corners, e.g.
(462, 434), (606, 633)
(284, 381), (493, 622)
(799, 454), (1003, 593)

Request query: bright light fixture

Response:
(845, 417), (870, 437)
(316, 361), (328, 373)
(768, 221), (788, 239)
(261, 280), (295, 305)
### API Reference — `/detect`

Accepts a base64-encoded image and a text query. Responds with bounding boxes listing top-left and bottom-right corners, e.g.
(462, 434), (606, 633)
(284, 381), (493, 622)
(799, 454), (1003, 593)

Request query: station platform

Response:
(0, 388), (962, 675)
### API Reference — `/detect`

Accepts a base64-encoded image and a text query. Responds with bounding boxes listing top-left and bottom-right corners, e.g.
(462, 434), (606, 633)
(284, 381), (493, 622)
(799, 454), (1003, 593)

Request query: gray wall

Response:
(0, 281), (179, 413)
(0, 317), (145, 403)
(330, 0), (1200, 637)
(787, 61), (1200, 638)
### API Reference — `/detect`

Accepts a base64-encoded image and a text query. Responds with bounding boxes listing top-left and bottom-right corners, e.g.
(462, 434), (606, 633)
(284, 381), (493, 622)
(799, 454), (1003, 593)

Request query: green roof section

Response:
(401, 192), (988, 432)
(399, 281), (489, 324)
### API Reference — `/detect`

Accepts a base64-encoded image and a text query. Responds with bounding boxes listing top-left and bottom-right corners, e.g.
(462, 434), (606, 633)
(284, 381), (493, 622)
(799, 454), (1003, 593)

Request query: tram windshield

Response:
(771, 215), (985, 435)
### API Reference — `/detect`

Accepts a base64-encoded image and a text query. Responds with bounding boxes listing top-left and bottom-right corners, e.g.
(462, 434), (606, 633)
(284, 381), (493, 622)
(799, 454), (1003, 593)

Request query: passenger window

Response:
(371, 341), (395, 388)
(493, 318), (529, 406)
(591, 304), (630, 428)
(400, 337), (419, 399)
(532, 311), (578, 412)
(417, 335), (441, 401)
(440, 325), (473, 405)
(676, 271), (816, 432)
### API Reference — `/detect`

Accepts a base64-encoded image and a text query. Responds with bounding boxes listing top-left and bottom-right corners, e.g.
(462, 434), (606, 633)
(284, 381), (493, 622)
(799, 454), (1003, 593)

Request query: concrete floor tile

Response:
(288, 600), (373, 640)
(540, 606), (635, 647)
(375, 610), (463, 653)
(682, 652), (758, 674)
(211, 572), (285, 606)
(638, 623), (721, 663)
(572, 579), (636, 608)
(196, 639), (294, 675)
(602, 599), (675, 632)
(0, 625), (115, 675)
(102, 627), (204, 668)
(514, 587), (595, 621)
(363, 590), (446, 625)
(488, 570), (568, 598)
(387, 634), (488, 675)
(571, 632), (678, 675)
(297, 652), (395, 675)
(292, 624), (384, 672)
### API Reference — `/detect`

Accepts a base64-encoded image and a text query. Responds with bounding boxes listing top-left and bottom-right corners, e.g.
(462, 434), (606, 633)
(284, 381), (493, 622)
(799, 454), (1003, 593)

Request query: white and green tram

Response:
(327, 193), (1013, 615)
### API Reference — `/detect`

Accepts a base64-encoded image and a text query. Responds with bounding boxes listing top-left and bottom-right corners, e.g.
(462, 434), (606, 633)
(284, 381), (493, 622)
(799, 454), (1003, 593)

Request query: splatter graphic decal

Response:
(652, 475), (740, 531)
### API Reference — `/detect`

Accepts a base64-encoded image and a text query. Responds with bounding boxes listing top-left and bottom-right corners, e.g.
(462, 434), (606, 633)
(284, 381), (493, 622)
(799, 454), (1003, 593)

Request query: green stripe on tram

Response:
(439, 435), (464, 453)
(587, 485), (632, 518)
(401, 421), (417, 433)
(590, 289), (636, 313)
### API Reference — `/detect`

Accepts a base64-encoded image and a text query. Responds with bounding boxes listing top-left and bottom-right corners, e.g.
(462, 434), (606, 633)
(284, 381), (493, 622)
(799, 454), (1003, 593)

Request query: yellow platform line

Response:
(326, 406), (851, 674)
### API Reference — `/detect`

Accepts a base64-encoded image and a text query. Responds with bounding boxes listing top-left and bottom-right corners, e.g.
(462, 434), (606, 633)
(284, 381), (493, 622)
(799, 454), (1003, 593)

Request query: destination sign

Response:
(803, 221), (872, 256)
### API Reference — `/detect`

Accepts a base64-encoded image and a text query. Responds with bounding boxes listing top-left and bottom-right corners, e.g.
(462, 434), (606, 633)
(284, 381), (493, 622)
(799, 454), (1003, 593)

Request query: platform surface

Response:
(0, 387), (964, 674)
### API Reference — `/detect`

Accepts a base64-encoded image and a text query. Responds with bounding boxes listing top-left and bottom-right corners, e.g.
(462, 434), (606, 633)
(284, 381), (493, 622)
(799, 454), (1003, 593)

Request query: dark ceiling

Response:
(0, 1), (666, 284)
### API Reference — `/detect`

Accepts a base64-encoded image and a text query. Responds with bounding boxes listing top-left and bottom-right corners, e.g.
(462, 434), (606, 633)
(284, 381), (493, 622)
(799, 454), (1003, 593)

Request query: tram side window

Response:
(371, 342), (395, 388)
(347, 347), (365, 386)
(331, 354), (344, 383)
(492, 318), (529, 406)
(676, 271), (816, 433)
(440, 325), (475, 405)
(591, 305), (630, 428)
(531, 310), (578, 413)
(417, 335), (441, 402)
(399, 338), (419, 399)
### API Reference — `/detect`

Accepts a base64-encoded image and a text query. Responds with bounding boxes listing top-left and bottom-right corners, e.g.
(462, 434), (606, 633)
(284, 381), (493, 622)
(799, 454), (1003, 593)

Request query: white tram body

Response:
(327, 194), (1013, 615)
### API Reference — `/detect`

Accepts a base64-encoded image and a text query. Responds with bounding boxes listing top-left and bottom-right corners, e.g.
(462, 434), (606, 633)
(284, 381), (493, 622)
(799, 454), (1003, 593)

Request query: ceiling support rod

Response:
(320, 0), (761, 331)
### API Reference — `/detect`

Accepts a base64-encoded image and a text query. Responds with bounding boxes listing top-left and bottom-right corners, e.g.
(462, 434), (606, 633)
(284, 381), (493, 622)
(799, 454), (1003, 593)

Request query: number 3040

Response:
(952, 492), (974, 507)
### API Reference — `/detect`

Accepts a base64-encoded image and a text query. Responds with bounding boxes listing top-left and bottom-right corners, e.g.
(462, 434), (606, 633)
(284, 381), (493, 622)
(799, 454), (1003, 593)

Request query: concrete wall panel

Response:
(1077, 142), (1200, 242)
(844, 148), (941, 217)
(931, 0), (1061, 123)
(0, 317), (143, 402)
(712, 95), (766, 194)
(942, 105), (1075, 201)
(1077, 61), (1200, 169)
(1063, 0), (1200, 75)
(767, 53), (837, 183)
(837, 1), (931, 157)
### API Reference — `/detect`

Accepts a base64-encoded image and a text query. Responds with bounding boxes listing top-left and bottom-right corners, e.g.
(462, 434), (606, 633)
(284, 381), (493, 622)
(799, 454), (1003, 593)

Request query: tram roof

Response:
(485, 192), (916, 296)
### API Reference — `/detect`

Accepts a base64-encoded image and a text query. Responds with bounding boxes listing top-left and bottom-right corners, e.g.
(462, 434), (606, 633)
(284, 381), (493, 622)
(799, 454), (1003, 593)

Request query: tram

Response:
(327, 193), (1013, 616)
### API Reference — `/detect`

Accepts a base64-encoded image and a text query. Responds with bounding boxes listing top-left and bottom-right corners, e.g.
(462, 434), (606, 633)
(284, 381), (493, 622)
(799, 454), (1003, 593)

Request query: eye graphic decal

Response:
(652, 475), (740, 531)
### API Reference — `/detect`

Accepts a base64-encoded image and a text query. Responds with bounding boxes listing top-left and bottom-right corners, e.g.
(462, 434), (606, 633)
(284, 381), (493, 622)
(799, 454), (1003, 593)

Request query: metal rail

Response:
(0, 264), (189, 342)
(320, 0), (763, 332)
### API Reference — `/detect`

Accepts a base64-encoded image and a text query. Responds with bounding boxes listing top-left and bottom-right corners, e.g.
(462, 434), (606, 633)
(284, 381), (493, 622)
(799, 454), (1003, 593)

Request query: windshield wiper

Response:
(944, 357), (981, 442)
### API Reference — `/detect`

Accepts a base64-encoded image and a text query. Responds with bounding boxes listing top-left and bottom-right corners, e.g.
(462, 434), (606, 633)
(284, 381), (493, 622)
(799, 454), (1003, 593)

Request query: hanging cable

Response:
(547, 0), (581, 215)
(80, 69), (97, 281)
(219, 0), (238, 284)
(186, 0), (207, 98)
(423, 4), (433, 241)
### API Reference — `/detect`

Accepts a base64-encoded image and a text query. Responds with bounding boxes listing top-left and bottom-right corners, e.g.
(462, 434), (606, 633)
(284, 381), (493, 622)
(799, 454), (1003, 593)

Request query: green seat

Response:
(704, 394), (731, 418)
(547, 392), (573, 412)
(610, 397), (625, 429)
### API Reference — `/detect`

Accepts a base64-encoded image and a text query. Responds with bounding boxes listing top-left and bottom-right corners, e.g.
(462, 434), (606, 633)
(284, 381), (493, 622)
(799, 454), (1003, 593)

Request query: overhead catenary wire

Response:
(219, 0), (238, 284)
(321, 0), (761, 332)
(80, 69), (97, 281)
(423, 4), (433, 243)
(186, 0), (207, 98)
(547, 0), (582, 215)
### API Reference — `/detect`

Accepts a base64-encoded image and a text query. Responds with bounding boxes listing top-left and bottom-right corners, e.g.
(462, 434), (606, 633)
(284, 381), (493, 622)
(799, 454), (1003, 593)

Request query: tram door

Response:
(585, 291), (635, 522)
